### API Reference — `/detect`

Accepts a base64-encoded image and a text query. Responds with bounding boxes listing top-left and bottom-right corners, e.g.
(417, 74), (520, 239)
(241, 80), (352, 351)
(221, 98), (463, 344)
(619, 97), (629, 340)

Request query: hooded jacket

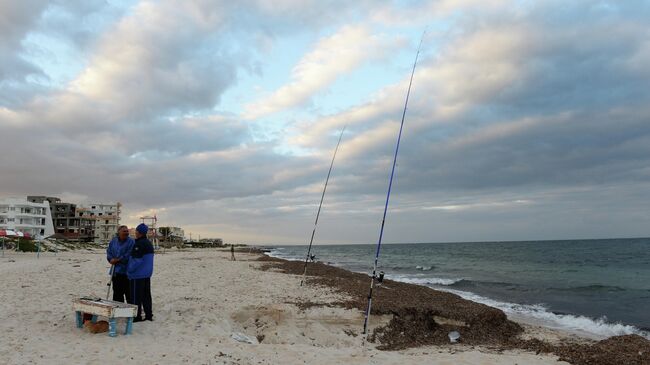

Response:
(127, 236), (154, 280)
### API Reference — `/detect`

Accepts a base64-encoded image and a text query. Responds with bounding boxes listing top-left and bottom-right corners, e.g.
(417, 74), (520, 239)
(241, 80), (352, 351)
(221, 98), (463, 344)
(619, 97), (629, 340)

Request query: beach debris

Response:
(448, 331), (460, 343)
(370, 308), (438, 350)
(231, 332), (258, 344)
(259, 256), (524, 350)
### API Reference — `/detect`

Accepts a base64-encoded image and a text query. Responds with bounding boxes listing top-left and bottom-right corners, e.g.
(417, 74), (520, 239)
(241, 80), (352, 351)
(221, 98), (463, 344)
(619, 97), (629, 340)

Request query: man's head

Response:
(136, 223), (148, 239)
(117, 225), (129, 241)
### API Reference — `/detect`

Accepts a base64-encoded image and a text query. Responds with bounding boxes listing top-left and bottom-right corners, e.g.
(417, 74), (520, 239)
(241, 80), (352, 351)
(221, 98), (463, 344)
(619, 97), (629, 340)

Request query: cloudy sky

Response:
(1, 0), (649, 244)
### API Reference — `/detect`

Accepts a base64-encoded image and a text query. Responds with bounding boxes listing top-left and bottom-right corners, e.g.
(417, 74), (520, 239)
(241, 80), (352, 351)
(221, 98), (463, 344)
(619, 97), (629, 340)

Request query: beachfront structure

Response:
(0, 197), (55, 238)
(84, 203), (121, 244)
(27, 195), (61, 205)
(51, 202), (96, 242)
(28, 196), (97, 242)
(159, 226), (185, 243)
(198, 238), (223, 246)
(128, 226), (159, 241)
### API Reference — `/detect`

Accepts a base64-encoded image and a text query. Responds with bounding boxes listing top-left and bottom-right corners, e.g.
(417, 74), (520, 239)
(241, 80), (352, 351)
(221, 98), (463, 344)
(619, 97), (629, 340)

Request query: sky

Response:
(1, 0), (649, 244)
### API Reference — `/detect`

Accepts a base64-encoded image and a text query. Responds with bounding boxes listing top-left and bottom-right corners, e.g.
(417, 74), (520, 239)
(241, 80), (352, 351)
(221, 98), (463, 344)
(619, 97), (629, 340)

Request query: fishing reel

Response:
(376, 271), (385, 286)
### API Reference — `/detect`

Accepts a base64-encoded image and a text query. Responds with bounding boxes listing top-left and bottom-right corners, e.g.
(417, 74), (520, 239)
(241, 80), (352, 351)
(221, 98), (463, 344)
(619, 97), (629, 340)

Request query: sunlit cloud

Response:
(1, 0), (649, 243)
(244, 25), (399, 119)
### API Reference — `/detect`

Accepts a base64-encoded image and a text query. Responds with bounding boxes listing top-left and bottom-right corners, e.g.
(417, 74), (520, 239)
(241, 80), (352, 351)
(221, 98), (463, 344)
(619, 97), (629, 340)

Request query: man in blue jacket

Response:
(128, 223), (154, 322)
(106, 225), (134, 302)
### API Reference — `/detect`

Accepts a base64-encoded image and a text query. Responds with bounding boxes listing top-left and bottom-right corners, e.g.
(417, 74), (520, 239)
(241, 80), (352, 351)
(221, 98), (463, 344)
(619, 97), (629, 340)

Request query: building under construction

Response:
(85, 203), (121, 244)
(27, 196), (96, 242)
(26, 196), (121, 243)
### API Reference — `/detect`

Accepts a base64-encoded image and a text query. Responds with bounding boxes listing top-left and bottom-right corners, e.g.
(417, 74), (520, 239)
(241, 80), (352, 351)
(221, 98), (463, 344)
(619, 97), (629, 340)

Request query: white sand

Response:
(0, 249), (571, 364)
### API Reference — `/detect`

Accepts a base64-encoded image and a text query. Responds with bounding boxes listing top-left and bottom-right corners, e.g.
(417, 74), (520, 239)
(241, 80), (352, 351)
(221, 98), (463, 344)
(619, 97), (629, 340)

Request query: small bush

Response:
(16, 239), (40, 252)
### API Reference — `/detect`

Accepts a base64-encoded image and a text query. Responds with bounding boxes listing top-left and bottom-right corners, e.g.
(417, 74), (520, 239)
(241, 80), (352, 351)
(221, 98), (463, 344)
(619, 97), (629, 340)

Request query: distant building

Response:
(128, 225), (158, 241)
(159, 226), (185, 243)
(27, 196), (61, 205)
(198, 238), (224, 246)
(28, 196), (98, 242)
(49, 201), (96, 242)
(84, 203), (121, 244)
(0, 197), (55, 237)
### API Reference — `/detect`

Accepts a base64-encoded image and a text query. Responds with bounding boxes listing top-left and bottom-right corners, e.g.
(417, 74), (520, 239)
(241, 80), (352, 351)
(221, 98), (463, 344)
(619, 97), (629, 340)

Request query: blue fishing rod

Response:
(300, 125), (346, 286)
(362, 33), (425, 335)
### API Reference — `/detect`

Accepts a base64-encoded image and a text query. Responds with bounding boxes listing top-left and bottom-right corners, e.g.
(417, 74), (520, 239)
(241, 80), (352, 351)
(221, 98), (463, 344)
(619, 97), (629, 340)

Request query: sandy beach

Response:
(0, 248), (644, 365)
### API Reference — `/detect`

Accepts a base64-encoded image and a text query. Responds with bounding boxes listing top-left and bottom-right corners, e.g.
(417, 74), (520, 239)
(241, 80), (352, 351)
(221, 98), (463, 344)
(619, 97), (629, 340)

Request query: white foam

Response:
(389, 274), (462, 286)
(441, 288), (650, 340)
(264, 251), (650, 340)
(265, 249), (302, 261)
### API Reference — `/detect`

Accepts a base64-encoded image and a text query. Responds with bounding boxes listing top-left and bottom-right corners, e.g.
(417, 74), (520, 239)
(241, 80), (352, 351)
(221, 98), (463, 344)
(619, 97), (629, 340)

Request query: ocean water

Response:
(266, 238), (650, 339)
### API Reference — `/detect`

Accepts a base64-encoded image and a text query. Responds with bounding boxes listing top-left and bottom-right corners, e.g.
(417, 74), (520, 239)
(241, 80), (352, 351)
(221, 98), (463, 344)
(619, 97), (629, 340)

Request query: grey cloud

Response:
(0, 0), (113, 106)
(2, 0), (649, 243)
(0, 0), (49, 95)
(303, 1), (650, 196)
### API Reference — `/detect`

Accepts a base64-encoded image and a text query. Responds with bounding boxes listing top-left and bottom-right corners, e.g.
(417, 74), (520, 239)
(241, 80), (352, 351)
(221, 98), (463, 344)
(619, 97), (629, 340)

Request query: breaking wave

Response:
(442, 288), (650, 340)
(265, 248), (303, 261)
(387, 273), (649, 339)
(389, 274), (462, 286)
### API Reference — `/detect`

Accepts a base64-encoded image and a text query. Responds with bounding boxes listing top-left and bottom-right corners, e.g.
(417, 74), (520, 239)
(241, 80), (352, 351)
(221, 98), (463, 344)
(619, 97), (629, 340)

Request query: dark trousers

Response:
(129, 278), (153, 320)
(112, 273), (131, 303)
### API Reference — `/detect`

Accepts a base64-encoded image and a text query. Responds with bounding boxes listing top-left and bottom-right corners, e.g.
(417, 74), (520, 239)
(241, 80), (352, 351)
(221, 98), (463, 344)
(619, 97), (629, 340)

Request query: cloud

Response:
(243, 25), (399, 119)
(68, 0), (235, 121)
(1, 0), (650, 243)
(0, 0), (48, 81)
(0, 0), (112, 106)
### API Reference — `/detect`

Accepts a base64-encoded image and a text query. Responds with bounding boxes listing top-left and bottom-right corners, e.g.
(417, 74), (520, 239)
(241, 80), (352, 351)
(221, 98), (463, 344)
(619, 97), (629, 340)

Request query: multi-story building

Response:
(159, 226), (185, 243)
(28, 196), (96, 242)
(50, 202), (96, 242)
(85, 203), (121, 244)
(27, 196), (61, 206)
(128, 226), (159, 241)
(0, 197), (54, 237)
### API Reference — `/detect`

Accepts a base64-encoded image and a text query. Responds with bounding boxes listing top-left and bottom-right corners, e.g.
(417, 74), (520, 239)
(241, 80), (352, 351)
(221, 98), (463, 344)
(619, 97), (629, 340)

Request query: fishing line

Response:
(362, 32), (425, 335)
(300, 125), (346, 286)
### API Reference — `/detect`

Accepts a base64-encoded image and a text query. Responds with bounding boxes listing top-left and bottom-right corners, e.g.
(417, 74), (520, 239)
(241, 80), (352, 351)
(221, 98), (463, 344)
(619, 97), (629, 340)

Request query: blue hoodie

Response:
(127, 236), (154, 280)
(106, 236), (135, 275)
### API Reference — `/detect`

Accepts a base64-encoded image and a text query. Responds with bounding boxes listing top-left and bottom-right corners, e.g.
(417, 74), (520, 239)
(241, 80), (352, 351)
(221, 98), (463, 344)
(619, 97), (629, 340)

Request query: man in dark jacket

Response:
(106, 225), (134, 302)
(128, 223), (154, 322)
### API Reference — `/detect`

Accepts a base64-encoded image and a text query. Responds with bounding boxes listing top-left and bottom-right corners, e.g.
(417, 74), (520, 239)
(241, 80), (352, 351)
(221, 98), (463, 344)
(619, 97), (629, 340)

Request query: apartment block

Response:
(85, 203), (121, 244)
(51, 202), (96, 242)
(0, 197), (55, 237)
(27, 196), (97, 242)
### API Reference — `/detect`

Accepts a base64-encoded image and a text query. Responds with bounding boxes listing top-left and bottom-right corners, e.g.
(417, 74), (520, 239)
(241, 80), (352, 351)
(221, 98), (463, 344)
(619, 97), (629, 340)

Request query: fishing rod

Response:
(300, 125), (346, 287)
(362, 32), (425, 335)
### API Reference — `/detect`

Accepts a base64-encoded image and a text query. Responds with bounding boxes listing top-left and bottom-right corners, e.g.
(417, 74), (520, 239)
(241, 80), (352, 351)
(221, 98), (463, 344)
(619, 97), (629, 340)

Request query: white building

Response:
(0, 197), (55, 238)
(159, 226), (185, 242)
(83, 203), (121, 244)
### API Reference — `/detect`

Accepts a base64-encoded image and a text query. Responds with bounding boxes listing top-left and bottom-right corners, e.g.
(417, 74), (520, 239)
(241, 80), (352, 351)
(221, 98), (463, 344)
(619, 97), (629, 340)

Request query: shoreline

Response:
(1, 248), (647, 365)
(263, 246), (649, 340)
(257, 251), (650, 364)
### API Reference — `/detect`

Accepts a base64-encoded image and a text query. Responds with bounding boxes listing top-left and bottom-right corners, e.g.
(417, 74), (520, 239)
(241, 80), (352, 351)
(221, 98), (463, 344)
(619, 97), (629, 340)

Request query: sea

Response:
(266, 238), (650, 339)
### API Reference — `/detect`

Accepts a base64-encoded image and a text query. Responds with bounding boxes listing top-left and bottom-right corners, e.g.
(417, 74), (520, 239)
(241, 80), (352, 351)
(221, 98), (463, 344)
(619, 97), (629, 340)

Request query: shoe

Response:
(133, 317), (144, 323)
(145, 317), (154, 321)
